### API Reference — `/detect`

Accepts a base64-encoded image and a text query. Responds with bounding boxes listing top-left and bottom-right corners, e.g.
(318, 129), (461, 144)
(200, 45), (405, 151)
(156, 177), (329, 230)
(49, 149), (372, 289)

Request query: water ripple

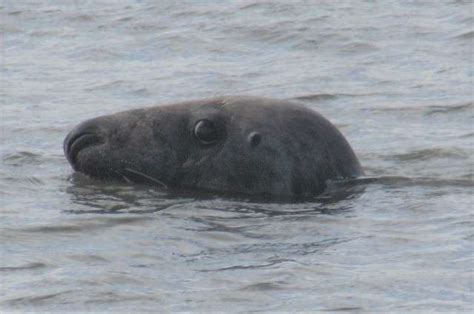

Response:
(0, 262), (47, 272)
(385, 148), (469, 161)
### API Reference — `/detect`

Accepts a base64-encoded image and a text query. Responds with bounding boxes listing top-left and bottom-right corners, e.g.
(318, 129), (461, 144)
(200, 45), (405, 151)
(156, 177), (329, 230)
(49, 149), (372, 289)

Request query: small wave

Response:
(83, 80), (149, 97)
(384, 148), (468, 161)
(322, 307), (364, 312)
(339, 176), (473, 189)
(19, 216), (154, 234)
(3, 151), (43, 166)
(239, 2), (265, 10)
(7, 10), (25, 16)
(82, 292), (154, 305)
(293, 92), (378, 103)
(84, 79), (129, 91)
(0, 175), (45, 187)
(67, 254), (109, 263)
(41, 9), (62, 14)
(0, 262), (47, 272)
(200, 258), (297, 273)
(293, 92), (384, 103)
(25, 176), (45, 185)
(425, 102), (473, 115)
(4, 290), (74, 306)
(339, 41), (379, 54)
(459, 132), (474, 138)
(130, 87), (151, 97)
(66, 13), (95, 22)
(68, 47), (121, 61)
(114, 16), (134, 23)
(238, 1), (294, 13)
(360, 101), (473, 114)
(452, 30), (474, 40)
(293, 94), (339, 102)
(240, 282), (286, 292)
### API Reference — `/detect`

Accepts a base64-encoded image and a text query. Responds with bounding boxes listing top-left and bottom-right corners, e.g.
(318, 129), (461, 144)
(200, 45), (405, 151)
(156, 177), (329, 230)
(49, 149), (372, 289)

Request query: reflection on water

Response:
(65, 171), (368, 216)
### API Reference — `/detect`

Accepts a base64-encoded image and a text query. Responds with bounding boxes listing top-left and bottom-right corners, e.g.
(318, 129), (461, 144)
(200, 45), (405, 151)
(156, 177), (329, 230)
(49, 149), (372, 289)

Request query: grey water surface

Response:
(1, 0), (473, 312)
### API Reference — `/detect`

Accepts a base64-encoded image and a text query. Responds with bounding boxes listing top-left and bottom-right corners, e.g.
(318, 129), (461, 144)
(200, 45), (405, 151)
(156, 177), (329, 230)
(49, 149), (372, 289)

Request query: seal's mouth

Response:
(64, 132), (102, 169)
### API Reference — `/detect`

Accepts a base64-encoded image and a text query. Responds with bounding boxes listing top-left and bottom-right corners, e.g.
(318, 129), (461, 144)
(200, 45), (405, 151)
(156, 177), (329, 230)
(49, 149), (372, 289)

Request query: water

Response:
(1, 0), (473, 312)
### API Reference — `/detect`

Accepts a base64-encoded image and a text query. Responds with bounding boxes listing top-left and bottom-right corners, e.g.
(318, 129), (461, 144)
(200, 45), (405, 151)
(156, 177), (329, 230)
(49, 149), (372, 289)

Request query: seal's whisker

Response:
(115, 170), (132, 183)
(124, 168), (168, 189)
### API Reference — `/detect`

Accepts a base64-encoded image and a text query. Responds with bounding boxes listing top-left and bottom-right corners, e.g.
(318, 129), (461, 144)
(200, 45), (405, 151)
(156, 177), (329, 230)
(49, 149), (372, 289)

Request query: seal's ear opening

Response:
(248, 132), (262, 148)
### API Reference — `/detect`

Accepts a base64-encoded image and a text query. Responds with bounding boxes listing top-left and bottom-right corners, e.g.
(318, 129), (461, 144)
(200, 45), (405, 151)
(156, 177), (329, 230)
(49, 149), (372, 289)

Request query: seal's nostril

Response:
(64, 132), (102, 168)
(64, 118), (106, 169)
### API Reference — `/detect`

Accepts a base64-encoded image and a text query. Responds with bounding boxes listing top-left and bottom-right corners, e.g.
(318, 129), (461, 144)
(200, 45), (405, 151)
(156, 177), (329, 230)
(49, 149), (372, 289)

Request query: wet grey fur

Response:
(64, 96), (363, 197)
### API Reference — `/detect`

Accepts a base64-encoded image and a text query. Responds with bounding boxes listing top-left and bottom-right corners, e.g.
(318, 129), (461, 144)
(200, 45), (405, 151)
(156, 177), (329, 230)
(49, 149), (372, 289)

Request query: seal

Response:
(64, 96), (363, 198)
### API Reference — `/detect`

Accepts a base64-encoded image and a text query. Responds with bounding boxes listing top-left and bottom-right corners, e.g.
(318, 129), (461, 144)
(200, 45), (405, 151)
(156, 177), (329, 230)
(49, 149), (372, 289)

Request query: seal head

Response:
(64, 96), (363, 197)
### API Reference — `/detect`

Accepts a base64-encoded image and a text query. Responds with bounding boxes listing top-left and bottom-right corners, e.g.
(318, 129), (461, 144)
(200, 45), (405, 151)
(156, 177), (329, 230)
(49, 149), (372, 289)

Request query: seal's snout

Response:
(64, 120), (103, 169)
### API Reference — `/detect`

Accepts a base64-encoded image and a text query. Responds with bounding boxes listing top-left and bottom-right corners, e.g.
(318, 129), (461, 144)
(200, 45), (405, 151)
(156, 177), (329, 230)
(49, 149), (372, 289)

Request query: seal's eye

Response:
(193, 119), (219, 145)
